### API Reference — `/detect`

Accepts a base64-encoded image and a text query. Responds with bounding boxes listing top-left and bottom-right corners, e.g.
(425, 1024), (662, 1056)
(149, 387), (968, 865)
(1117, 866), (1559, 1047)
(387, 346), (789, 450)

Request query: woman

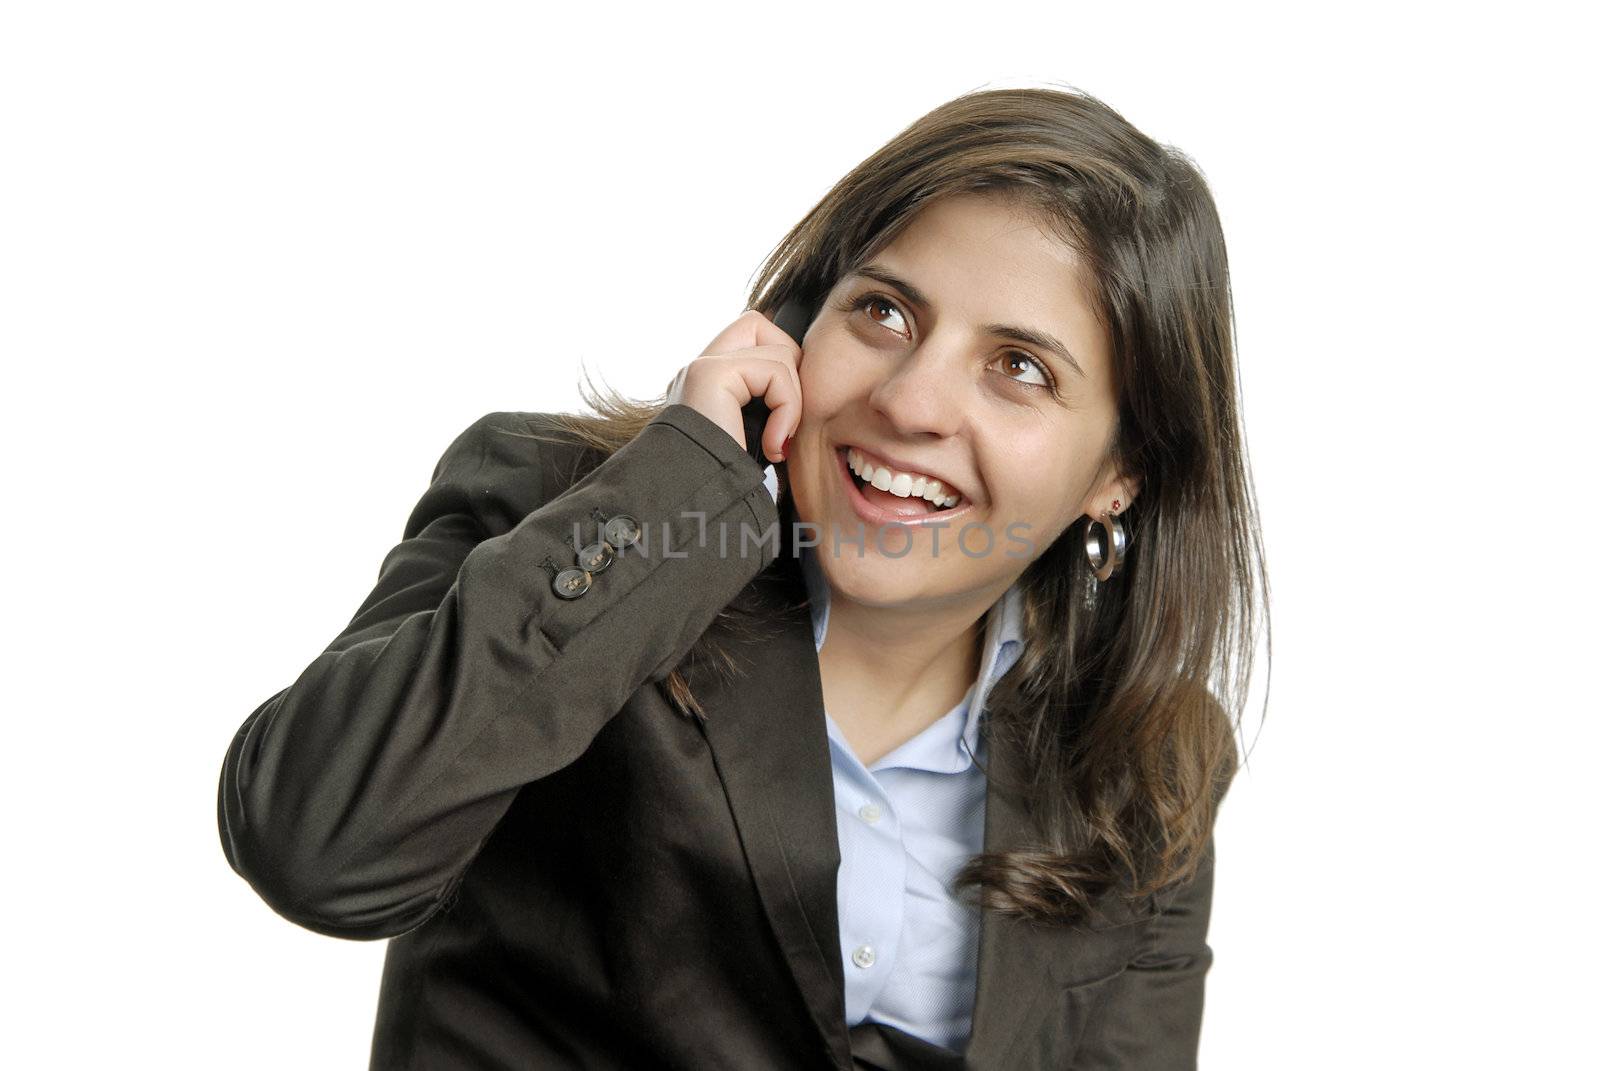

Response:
(218, 86), (1267, 1070)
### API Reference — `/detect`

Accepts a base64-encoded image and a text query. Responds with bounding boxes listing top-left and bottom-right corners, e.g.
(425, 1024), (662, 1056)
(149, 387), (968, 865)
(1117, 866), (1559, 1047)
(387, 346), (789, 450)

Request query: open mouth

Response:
(836, 446), (967, 518)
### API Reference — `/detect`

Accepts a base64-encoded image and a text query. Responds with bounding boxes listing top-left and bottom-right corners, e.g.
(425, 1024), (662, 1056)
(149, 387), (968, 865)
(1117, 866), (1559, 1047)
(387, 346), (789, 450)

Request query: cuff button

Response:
(553, 568), (592, 599)
(578, 541), (615, 574)
(603, 515), (641, 549)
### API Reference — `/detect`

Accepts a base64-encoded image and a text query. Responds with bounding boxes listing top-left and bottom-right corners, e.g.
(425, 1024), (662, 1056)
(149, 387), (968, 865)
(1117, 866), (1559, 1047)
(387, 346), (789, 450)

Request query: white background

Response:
(4, 2), (1593, 1067)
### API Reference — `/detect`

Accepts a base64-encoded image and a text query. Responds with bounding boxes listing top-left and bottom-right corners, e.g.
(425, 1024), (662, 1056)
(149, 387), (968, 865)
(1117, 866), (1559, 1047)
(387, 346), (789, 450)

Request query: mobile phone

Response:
(740, 295), (819, 470)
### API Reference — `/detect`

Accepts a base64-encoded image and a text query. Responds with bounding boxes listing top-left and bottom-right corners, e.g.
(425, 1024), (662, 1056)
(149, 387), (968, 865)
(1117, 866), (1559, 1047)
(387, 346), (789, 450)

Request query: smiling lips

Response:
(845, 446), (964, 509)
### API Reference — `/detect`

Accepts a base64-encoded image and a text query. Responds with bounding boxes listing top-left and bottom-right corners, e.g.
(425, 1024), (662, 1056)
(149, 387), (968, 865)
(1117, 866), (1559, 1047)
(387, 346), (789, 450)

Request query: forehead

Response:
(874, 192), (1091, 300)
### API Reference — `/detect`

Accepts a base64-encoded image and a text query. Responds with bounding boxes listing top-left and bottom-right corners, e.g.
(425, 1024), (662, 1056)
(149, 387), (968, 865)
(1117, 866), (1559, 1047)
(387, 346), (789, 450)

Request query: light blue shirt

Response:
(797, 540), (1026, 1052)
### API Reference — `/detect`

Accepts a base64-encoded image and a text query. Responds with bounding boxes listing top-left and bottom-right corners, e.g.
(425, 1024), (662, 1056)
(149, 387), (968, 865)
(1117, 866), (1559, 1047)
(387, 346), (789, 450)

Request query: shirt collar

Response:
(800, 542), (1026, 774)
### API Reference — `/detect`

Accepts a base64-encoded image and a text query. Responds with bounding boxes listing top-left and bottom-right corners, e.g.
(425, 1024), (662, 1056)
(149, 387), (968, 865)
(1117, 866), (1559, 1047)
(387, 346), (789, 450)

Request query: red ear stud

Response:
(1111, 499), (1121, 513)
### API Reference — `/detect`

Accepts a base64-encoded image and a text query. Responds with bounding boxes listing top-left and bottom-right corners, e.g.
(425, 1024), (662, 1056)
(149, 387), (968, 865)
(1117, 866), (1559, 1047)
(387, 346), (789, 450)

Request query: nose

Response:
(865, 341), (967, 440)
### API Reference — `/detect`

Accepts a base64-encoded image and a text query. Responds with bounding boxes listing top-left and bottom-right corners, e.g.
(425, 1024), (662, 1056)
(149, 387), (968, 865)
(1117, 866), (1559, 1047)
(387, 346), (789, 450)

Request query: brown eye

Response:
(994, 351), (1055, 391)
(849, 293), (910, 338)
(842, 292), (1057, 395)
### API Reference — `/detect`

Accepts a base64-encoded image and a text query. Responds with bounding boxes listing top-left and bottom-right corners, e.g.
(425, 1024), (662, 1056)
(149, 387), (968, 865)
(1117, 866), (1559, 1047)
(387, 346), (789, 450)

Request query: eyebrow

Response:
(847, 263), (1087, 380)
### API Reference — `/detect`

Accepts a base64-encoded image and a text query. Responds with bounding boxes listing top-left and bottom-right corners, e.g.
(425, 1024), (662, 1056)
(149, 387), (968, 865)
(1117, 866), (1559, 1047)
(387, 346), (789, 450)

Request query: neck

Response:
(816, 584), (997, 737)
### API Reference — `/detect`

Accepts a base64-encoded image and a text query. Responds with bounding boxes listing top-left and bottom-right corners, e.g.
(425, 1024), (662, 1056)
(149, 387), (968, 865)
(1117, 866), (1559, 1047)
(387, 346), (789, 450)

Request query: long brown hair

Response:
(523, 84), (1268, 926)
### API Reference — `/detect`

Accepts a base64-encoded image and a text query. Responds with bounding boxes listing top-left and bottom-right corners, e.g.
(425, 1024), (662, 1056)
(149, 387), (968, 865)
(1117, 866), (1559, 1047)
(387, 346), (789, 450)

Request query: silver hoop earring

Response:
(1083, 502), (1129, 582)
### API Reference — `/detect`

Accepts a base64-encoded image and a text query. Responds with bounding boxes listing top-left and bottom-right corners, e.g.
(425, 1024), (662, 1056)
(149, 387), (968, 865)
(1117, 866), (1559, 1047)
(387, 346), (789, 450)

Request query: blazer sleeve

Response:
(217, 403), (780, 941)
(1069, 834), (1219, 1070)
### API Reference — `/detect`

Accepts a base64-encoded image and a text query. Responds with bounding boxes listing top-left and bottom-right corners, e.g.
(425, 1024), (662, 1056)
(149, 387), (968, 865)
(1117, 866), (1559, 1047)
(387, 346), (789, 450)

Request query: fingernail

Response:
(781, 435), (792, 460)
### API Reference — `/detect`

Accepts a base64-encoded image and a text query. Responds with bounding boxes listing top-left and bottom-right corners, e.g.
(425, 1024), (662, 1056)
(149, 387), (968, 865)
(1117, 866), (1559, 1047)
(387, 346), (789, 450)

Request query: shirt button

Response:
(857, 803), (882, 825)
(851, 944), (876, 969)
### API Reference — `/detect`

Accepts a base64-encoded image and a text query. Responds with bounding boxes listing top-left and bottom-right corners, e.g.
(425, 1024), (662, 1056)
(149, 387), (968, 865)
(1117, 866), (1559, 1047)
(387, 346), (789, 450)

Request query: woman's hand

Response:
(664, 309), (803, 464)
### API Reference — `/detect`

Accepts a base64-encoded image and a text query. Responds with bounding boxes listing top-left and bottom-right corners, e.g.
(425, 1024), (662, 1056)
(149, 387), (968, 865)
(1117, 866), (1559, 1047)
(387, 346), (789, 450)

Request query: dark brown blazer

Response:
(217, 403), (1219, 1069)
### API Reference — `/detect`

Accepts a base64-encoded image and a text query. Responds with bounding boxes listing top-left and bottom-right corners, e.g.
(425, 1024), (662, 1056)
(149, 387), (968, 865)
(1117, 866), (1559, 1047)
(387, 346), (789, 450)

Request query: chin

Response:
(812, 546), (937, 604)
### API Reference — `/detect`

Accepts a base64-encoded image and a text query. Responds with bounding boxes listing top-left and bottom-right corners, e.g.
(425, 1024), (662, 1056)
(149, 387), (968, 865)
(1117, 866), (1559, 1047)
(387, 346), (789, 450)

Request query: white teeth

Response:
(846, 447), (964, 509)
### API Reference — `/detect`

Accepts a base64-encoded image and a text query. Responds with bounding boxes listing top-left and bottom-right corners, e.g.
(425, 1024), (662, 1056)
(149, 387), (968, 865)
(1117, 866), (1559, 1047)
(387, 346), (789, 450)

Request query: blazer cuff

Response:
(461, 402), (782, 660)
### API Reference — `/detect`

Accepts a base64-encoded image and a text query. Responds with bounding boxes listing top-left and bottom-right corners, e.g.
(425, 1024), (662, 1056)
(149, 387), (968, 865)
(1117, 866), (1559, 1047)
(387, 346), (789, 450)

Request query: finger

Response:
(748, 307), (805, 353)
(776, 366), (803, 461)
(740, 358), (802, 462)
(698, 311), (766, 357)
(700, 310), (803, 361)
(738, 341), (801, 374)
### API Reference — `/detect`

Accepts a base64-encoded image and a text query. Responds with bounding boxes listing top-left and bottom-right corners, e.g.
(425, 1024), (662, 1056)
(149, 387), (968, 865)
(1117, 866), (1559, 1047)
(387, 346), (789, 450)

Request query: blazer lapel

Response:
(686, 507), (1149, 1070)
(688, 537), (854, 1068)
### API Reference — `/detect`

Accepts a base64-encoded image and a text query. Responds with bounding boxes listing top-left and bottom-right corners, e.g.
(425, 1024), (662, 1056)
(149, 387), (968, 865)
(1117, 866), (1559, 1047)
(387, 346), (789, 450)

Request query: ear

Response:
(1090, 467), (1141, 518)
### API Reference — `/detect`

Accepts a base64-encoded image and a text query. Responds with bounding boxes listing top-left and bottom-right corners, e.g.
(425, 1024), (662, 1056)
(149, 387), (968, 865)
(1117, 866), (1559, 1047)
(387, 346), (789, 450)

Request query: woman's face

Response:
(787, 191), (1136, 609)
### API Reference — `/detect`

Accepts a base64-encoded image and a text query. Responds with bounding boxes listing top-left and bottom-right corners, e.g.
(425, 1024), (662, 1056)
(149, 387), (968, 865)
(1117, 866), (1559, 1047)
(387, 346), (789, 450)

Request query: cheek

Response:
(991, 453), (1092, 529)
(798, 346), (867, 413)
